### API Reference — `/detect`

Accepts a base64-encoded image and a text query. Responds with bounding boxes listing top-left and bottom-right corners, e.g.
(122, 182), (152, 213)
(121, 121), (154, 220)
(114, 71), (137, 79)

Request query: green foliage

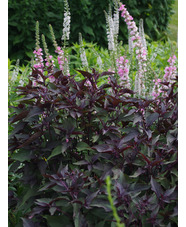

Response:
(167, 0), (178, 42)
(8, 0), (175, 62)
(8, 0), (64, 61)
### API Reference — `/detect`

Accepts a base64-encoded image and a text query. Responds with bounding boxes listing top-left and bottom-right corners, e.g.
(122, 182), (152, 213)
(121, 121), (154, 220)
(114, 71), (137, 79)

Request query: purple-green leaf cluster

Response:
(8, 68), (177, 226)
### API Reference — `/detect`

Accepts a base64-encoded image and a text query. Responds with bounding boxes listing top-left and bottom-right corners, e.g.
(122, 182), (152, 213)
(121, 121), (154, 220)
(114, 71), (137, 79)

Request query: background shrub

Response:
(8, 0), (175, 62)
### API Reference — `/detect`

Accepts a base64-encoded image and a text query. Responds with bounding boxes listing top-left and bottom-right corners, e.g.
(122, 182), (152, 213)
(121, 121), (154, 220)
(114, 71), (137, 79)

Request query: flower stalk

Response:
(116, 56), (130, 88)
(119, 3), (147, 96)
(79, 33), (88, 69)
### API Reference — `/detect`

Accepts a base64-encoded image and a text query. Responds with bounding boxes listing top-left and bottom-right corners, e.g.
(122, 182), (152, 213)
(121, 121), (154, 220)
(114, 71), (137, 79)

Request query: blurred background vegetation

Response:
(167, 0), (178, 42)
(8, 0), (177, 63)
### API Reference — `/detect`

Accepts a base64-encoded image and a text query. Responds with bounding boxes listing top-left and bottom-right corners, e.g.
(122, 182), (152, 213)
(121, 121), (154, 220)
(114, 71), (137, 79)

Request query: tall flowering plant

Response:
(118, 3), (147, 96)
(32, 0), (71, 76)
(79, 33), (88, 69)
(116, 56), (130, 88)
(105, 1), (120, 72)
(61, 0), (71, 44)
(163, 55), (177, 84)
(150, 54), (177, 98)
(48, 24), (69, 74)
(33, 21), (44, 73)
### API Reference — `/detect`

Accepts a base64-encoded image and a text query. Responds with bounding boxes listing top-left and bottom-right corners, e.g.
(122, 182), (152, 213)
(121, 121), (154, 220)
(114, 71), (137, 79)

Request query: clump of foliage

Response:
(8, 0), (175, 61)
(9, 66), (177, 226)
(8, 1), (178, 226)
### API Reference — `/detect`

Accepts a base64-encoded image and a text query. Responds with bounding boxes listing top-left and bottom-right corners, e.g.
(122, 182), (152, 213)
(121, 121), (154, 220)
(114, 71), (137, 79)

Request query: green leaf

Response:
(97, 220), (106, 227)
(92, 134), (99, 143)
(73, 203), (80, 227)
(49, 207), (57, 216)
(36, 198), (52, 204)
(82, 25), (95, 37)
(77, 142), (90, 151)
(44, 215), (73, 227)
(12, 150), (33, 162)
(47, 144), (68, 160)
(145, 17), (154, 29)
(18, 187), (39, 209)
(129, 168), (143, 178)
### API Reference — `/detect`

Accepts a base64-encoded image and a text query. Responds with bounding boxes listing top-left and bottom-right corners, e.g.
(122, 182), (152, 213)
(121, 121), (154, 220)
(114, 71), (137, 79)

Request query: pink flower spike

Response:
(119, 4), (125, 11)
(173, 55), (176, 59)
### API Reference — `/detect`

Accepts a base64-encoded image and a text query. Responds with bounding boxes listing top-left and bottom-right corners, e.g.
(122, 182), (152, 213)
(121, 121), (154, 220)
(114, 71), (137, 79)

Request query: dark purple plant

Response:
(8, 67), (177, 227)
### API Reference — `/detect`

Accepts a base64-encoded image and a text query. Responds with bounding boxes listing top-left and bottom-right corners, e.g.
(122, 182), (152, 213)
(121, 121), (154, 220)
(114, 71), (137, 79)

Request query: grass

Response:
(167, 0), (178, 42)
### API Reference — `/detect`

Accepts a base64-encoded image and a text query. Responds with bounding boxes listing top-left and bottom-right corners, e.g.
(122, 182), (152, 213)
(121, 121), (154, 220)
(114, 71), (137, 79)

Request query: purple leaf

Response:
(150, 177), (163, 198)
(85, 190), (100, 206)
(164, 186), (176, 197)
(26, 106), (43, 119)
(11, 110), (29, 123)
(118, 131), (139, 148)
(100, 71), (115, 77)
(28, 207), (46, 219)
(92, 144), (113, 153)
(146, 112), (159, 127)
